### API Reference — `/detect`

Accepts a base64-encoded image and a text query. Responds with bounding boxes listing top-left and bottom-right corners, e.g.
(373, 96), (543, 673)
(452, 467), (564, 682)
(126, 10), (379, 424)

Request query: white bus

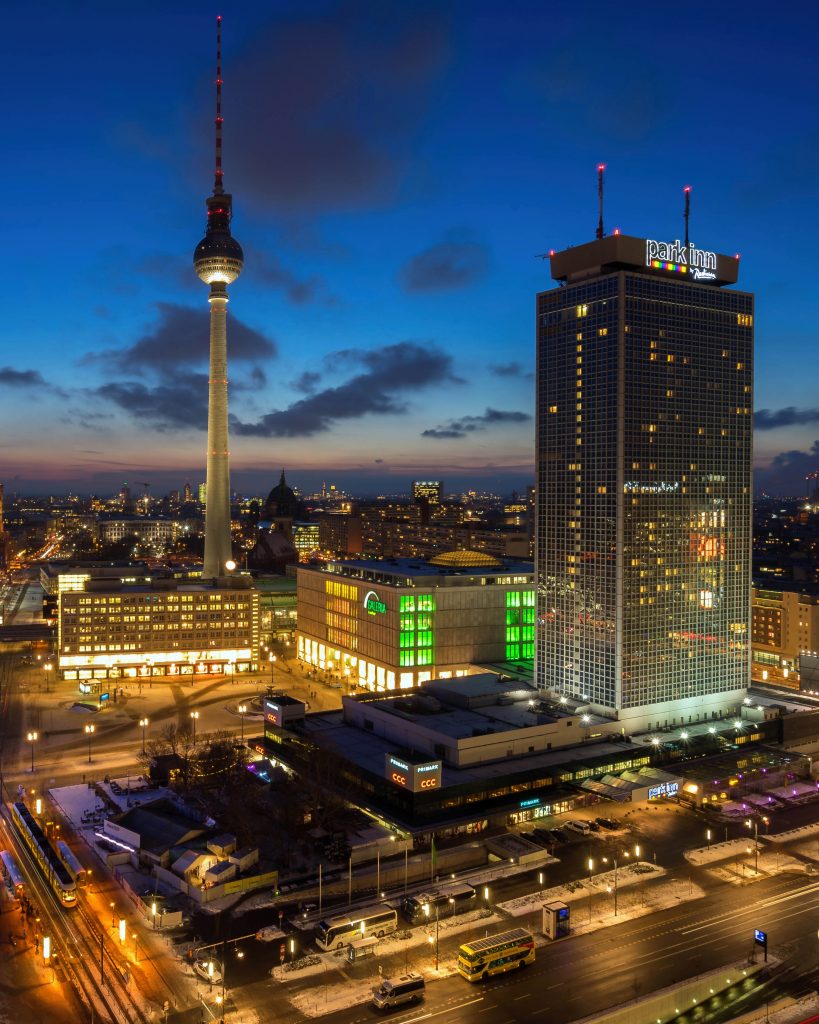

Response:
(316, 904), (398, 951)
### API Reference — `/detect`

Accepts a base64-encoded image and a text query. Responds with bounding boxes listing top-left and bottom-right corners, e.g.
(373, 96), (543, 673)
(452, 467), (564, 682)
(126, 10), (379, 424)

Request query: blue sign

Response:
(754, 929), (767, 945)
(520, 798), (540, 809)
(99, 692), (109, 703)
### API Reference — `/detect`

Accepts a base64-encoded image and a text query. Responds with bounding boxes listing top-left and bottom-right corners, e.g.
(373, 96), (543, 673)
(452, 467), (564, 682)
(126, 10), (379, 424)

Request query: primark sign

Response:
(646, 239), (717, 281)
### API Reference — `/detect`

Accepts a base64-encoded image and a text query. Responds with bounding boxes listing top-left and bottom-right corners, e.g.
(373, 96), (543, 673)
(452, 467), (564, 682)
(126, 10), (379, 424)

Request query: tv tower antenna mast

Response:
(596, 164), (606, 240)
(194, 15), (244, 578)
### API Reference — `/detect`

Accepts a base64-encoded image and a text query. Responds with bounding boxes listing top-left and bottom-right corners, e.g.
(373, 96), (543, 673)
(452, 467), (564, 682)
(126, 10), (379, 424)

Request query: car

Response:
(587, 820), (600, 832)
(546, 829), (565, 844)
(565, 820), (591, 835)
(595, 817), (618, 830)
(553, 827), (573, 842)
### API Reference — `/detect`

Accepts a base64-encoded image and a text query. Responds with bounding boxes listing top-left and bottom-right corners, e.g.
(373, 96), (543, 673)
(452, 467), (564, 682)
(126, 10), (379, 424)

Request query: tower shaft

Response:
(203, 284), (232, 577)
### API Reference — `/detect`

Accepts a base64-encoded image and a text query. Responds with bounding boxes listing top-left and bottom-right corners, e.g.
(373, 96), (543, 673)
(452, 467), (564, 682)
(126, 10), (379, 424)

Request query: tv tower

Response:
(194, 15), (243, 578)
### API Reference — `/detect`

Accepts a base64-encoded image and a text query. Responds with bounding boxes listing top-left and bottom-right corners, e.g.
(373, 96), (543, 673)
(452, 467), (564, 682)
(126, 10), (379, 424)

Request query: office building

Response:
(536, 232), (753, 731)
(296, 552), (534, 690)
(412, 481), (443, 505)
(58, 577), (259, 683)
(752, 584), (819, 688)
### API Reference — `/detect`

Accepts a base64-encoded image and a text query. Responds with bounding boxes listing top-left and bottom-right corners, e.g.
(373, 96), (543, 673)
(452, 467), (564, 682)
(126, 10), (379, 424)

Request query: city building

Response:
(412, 481), (443, 505)
(98, 517), (182, 548)
(537, 232), (753, 732)
(296, 552), (534, 690)
(194, 16), (243, 578)
(57, 576), (260, 683)
(752, 584), (819, 688)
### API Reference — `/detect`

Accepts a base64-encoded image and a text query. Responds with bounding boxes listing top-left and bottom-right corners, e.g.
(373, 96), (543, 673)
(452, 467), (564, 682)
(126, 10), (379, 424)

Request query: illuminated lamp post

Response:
(27, 730), (38, 772)
(238, 704), (247, 744)
(139, 717), (149, 755)
(43, 662), (52, 694)
(190, 710), (199, 745)
(84, 723), (95, 764)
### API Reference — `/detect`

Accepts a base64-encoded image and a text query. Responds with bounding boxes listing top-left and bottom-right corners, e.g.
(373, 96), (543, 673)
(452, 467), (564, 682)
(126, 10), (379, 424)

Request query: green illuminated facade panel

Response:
(506, 590), (535, 661)
(398, 592), (435, 665)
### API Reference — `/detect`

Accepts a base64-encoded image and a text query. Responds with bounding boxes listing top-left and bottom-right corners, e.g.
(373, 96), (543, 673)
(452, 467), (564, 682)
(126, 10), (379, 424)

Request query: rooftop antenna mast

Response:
(596, 164), (606, 240)
(214, 15), (224, 196)
(683, 185), (691, 248)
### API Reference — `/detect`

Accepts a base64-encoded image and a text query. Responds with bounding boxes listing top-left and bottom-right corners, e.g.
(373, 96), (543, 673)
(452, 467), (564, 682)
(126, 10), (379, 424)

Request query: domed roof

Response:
(427, 549), (503, 568)
(263, 469), (298, 520)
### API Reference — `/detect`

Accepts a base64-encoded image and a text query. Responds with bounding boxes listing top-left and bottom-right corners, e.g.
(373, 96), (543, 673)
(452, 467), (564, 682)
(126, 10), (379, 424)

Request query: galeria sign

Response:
(363, 589), (386, 615)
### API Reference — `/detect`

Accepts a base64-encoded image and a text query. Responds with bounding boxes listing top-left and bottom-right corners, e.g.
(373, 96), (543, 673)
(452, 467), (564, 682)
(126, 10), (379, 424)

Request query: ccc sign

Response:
(420, 778), (437, 789)
(391, 771), (407, 786)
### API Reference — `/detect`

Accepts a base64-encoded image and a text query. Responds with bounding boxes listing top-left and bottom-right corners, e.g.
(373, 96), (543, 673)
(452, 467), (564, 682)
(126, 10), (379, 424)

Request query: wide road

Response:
(314, 872), (819, 1024)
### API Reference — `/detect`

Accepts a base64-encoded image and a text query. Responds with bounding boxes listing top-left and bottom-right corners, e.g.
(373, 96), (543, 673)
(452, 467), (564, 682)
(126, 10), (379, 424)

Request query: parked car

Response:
(565, 820), (592, 835)
(546, 829), (565, 844)
(595, 817), (618, 830)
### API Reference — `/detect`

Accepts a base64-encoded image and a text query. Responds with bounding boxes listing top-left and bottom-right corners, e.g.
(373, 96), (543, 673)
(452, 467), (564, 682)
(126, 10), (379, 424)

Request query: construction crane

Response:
(135, 482), (151, 507)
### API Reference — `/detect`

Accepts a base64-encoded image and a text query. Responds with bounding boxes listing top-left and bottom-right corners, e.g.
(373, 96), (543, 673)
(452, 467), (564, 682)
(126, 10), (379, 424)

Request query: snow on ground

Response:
(499, 862), (665, 916)
(685, 839), (763, 866)
(766, 821), (819, 845)
(706, 849), (804, 885)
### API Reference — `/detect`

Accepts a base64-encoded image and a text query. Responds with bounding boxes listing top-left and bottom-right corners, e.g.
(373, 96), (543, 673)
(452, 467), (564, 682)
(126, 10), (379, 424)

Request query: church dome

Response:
(263, 469), (298, 520)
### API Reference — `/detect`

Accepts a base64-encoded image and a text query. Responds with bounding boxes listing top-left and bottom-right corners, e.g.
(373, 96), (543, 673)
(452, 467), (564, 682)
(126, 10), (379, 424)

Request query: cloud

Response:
(94, 379), (209, 433)
(754, 407), (819, 430)
(233, 341), (461, 438)
(225, 4), (449, 213)
(291, 371), (321, 394)
(86, 302), (276, 376)
(400, 239), (489, 292)
(245, 246), (335, 305)
(422, 407), (531, 439)
(0, 367), (49, 388)
(489, 361), (534, 381)
(756, 439), (819, 495)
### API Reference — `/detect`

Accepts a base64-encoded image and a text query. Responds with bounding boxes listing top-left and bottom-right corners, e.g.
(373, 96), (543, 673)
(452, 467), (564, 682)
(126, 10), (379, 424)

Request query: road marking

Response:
(400, 998), (483, 1023)
(513, 994), (532, 1000)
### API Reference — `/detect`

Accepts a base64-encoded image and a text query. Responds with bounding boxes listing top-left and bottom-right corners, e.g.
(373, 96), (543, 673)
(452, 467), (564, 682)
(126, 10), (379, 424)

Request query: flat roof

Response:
(298, 709), (637, 787)
(548, 234), (741, 288)
(305, 557), (533, 582)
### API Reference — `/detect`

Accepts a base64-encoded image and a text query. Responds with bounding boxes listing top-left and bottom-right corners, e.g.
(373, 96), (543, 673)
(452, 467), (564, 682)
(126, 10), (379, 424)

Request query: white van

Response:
(565, 819), (591, 835)
(371, 973), (425, 1010)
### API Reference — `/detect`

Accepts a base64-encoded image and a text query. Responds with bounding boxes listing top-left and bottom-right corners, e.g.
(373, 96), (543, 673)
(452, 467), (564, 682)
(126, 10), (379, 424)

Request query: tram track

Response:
(1, 807), (150, 1024)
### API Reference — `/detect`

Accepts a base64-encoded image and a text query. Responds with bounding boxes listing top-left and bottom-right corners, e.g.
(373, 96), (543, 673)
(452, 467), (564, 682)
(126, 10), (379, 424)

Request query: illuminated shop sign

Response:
(385, 755), (442, 792)
(363, 589), (387, 616)
(624, 481), (679, 494)
(648, 781), (679, 800)
(520, 797), (540, 808)
(646, 239), (717, 278)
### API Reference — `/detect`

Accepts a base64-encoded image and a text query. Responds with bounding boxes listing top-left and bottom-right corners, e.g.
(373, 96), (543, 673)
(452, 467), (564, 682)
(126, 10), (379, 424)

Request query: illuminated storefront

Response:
(58, 578), (260, 681)
(296, 551), (534, 690)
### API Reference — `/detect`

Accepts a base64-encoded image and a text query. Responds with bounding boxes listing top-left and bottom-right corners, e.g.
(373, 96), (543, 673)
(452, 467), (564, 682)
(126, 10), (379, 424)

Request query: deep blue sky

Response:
(3, 0), (819, 497)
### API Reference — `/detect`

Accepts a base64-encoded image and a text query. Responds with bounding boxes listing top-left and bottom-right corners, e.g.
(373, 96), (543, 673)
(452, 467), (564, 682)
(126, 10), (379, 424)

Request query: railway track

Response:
(1, 807), (150, 1024)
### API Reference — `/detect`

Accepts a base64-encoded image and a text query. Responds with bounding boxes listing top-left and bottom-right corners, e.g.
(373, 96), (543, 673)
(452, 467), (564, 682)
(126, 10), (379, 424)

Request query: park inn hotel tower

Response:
(536, 231), (753, 733)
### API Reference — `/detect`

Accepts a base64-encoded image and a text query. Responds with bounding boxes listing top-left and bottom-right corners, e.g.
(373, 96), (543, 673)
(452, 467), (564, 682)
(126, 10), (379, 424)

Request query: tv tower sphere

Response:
(194, 225), (244, 285)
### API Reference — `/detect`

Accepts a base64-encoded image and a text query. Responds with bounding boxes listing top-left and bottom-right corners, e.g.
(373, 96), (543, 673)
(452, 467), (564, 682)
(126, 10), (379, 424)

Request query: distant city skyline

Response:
(3, 2), (819, 497)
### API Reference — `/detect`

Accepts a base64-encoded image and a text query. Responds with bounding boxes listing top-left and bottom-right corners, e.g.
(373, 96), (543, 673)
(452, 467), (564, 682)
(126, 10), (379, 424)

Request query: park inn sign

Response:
(646, 238), (718, 280)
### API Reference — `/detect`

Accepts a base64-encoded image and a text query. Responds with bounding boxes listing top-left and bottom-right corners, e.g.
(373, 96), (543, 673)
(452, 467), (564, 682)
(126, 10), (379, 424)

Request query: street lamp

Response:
(84, 723), (95, 764)
(139, 717), (149, 755)
(745, 818), (761, 874)
(190, 710), (199, 745)
(238, 704), (247, 744)
(43, 662), (52, 694)
(587, 857), (594, 923)
(706, 829), (712, 850)
(27, 730), (38, 773)
(269, 652), (276, 684)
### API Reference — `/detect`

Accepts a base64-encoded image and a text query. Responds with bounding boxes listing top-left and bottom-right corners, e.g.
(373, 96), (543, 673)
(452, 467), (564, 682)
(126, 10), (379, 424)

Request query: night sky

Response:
(3, 1), (819, 497)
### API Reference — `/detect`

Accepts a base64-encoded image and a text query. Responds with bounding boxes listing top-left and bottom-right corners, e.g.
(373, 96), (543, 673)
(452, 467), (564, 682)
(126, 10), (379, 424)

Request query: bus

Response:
(402, 882), (476, 925)
(457, 928), (535, 982)
(316, 905), (398, 951)
(0, 850), (25, 897)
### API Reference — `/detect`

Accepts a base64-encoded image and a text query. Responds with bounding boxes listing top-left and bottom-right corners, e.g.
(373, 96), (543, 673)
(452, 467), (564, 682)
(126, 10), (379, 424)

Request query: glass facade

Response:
(536, 269), (753, 714)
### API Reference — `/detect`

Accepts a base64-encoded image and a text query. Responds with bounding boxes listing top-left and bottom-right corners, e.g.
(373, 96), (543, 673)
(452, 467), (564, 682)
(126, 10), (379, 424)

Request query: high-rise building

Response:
(536, 232), (753, 731)
(194, 16), (243, 578)
(412, 481), (443, 505)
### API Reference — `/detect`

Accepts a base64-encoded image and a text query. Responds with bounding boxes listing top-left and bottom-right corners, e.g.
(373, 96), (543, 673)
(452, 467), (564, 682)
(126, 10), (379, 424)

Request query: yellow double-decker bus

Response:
(457, 928), (535, 982)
